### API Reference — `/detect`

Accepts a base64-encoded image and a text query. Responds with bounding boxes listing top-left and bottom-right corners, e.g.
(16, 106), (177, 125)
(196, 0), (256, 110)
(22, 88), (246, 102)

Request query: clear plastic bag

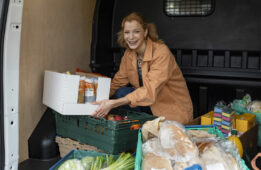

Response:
(158, 120), (199, 162)
(200, 142), (241, 170)
(142, 138), (165, 157)
(218, 140), (245, 170)
(247, 100), (261, 113)
(142, 152), (174, 170)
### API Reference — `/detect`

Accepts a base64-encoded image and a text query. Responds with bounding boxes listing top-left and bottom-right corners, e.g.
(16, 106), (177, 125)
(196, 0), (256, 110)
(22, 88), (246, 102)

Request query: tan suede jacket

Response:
(110, 38), (193, 124)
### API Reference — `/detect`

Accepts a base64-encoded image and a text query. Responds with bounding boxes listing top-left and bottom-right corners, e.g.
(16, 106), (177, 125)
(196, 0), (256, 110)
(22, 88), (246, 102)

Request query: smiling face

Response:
(123, 20), (148, 53)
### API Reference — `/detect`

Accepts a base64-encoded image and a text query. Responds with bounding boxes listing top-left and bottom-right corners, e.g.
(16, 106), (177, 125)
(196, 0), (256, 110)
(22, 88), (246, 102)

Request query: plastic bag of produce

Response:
(58, 159), (84, 170)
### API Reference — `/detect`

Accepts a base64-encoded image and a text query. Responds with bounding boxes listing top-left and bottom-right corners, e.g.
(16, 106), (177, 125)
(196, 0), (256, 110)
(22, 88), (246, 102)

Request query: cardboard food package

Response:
(43, 70), (111, 115)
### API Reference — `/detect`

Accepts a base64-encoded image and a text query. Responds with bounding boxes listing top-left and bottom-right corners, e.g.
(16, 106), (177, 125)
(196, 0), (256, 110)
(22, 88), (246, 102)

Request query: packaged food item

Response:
(174, 157), (204, 170)
(201, 111), (214, 125)
(200, 143), (240, 170)
(84, 78), (95, 103)
(91, 77), (98, 101)
(213, 103), (224, 131)
(236, 113), (256, 132)
(228, 130), (243, 158)
(77, 76), (85, 103)
(221, 107), (234, 137)
(142, 138), (164, 157)
(142, 116), (165, 142)
(142, 152), (173, 170)
(187, 130), (216, 140)
(158, 121), (199, 162)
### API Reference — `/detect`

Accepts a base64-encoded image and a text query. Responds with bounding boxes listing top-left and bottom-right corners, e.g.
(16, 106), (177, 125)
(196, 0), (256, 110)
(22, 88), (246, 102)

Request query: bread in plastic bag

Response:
(158, 120), (199, 162)
(173, 156), (205, 170)
(200, 142), (240, 170)
(188, 129), (242, 170)
(142, 116), (165, 142)
(142, 152), (173, 170)
(187, 129), (218, 145)
(142, 137), (165, 157)
(218, 140), (245, 170)
(187, 129), (217, 139)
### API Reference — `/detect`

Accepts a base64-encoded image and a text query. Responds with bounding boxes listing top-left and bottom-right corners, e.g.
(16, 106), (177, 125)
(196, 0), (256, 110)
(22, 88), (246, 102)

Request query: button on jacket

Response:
(110, 38), (193, 124)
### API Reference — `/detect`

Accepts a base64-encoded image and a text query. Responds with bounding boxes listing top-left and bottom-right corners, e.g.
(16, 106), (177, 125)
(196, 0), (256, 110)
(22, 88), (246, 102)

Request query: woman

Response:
(92, 12), (193, 124)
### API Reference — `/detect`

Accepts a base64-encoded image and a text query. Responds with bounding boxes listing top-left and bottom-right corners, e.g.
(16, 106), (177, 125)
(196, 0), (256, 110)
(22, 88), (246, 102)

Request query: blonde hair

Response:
(117, 12), (162, 48)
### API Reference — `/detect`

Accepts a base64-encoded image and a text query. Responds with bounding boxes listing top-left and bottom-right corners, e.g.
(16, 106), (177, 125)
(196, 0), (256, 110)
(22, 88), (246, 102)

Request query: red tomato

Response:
(114, 115), (123, 121)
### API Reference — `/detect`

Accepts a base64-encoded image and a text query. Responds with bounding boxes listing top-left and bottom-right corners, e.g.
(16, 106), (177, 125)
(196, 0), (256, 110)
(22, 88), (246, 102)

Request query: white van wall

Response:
(19, 0), (96, 162)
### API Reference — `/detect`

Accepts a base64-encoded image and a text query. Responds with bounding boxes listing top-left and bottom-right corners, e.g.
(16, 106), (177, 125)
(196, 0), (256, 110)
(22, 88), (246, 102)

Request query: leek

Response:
(90, 156), (104, 170)
(102, 153), (135, 170)
(105, 154), (115, 167)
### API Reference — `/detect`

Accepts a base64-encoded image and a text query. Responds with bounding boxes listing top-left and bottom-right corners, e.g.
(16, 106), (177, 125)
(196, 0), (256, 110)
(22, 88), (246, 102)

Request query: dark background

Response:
(91, 0), (261, 118)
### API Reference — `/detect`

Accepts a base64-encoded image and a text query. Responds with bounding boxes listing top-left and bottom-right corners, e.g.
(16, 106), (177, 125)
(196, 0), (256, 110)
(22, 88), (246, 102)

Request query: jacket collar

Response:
(143, 38), (153, 61)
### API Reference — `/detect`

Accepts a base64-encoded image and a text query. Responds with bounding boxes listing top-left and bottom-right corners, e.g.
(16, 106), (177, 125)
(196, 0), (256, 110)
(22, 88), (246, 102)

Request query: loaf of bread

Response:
(196, 141), (215, 154)
(158, 121), (198, 162)
(187, 129), (216, 139)
(201, 143), (240, 170)
(142, 138), (163, 157)
(226, 153), (240, 170)
(142, 152), (173, 170)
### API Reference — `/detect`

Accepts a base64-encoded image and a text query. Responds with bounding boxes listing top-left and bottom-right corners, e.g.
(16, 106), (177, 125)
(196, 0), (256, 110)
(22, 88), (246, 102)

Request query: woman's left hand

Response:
(92, 99), (114, 117)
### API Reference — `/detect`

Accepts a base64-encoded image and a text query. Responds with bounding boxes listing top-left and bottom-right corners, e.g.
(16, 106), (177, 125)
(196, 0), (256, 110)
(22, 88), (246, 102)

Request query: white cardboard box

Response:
(43, 70), (111, 115)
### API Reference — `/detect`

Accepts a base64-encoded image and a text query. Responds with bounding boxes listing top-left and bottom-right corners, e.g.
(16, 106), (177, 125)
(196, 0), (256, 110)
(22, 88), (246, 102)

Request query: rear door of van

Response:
(0, 0), (23, 170)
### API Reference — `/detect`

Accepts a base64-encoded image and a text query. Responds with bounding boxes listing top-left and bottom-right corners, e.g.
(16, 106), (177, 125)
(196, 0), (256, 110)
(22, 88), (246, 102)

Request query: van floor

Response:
(19, 157), (60, 170)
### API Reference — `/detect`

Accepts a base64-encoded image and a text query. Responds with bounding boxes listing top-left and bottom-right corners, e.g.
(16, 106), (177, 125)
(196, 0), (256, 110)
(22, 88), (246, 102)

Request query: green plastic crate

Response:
(54, 109), (156, 154)
(49, 150), (114, 170)
(134, 125), (249, 170)
(134, 129), (143, 170)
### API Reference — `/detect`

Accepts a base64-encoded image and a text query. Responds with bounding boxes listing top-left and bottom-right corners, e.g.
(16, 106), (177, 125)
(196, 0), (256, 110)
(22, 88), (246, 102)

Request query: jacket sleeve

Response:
(110, 54), (130, 96)
(126, 47), (173, 106)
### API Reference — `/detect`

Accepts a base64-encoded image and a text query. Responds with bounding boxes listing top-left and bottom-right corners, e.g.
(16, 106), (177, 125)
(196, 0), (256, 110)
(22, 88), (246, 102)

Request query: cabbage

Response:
(58, 159), (85, 170)
(247, 100), (261, 113)
(81, 156), (95, 170)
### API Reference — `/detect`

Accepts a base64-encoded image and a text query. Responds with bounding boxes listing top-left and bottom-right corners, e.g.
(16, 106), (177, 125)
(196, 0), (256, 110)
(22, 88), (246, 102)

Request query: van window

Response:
(164, 0), (214, 16)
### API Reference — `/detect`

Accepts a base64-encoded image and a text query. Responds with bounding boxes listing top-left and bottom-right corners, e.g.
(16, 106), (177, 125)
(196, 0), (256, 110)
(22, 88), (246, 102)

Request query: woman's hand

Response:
(92, 97), (131, 117)
(92, 99), (114, 117)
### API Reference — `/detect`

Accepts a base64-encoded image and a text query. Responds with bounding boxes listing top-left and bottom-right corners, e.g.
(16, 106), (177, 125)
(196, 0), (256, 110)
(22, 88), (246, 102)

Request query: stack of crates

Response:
(54, 108), (156, 154)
